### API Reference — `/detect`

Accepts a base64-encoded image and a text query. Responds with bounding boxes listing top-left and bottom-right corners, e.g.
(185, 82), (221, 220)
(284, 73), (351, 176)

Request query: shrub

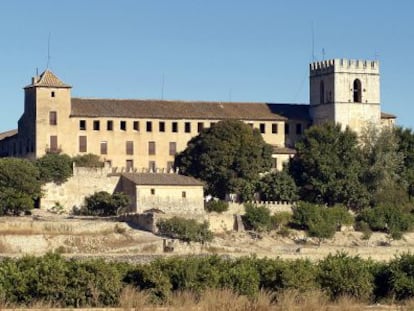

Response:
(384, 253), (414, 300)
(270, 212), (292, 230)
(258, 170), (299, 202)
(157, 217), (213, 243)
(317, 252), (375, 301)
(36, 153), (73, 184)
(243, 203), (271, 232)
(72, 154), (104, 168)
(205, 200), (229, 213)
(76, 191), (130, 216)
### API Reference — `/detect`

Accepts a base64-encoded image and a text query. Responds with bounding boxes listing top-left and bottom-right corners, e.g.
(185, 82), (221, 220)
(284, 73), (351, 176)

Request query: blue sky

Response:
(1, 0), (413, 132)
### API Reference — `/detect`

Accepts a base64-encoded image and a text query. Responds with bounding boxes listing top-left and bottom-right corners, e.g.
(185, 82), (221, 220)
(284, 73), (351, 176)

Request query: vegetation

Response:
(243, 203), (272, 232)
(75, 191), (130, 216)
(72, 153), (104, 167)
(258, 170), (298, 202)
(205, 200), (229, 213)
(157, 216), (213, 243)
(2, 252), (414, 307)
(175, 120), (273, 201)
(0, 158), (42, 215)
(36, 153), (73, 184)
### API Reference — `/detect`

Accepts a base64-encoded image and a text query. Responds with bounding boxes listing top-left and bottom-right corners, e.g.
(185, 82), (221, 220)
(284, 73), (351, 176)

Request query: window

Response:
(172, 122), (178, 133)
(150, 188), (155, 195)
(353, 79), (362, 103)
(50, 136), (58, 152)
(149, 161), (156, 172)
(126, 141), (134, 155)
(169, 142), (177, 156)
(260, 123), (266, 134)
(93, 120), (100, 131)
(197, 122), (204, 132)
(148, 141), (156, 155)
(320, 80), (325, 104)
(296, 123), (302, 135)
(285, 123), (290, 135)
(107, 120), (113, 131)
(120, 121), (126, 131)
(126, 160), (134, 171)
(167, 161), (174, 172)
(146, 121), (152, 132)
(133, 121), (139, 131)
(79, 120), (86, 130)
(272, 158), (278, 170)
(49, 111), (57, 125)
(79, 136), (87, 152)
(182, 191), (186, 198)
(272, 123), (278, 134)
(159, 121), (165, 132)
(51, 91), (55, 98)
(100, 141), (108, 155)
(185, 122), (191, 133)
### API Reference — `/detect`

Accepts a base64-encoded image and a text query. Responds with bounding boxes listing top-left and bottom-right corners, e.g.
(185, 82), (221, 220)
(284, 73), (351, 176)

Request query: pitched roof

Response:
(70, 98), (288, 121)
(267, 104), (311, 121)
(0, 129), (17, 141)
(24, 70), (71, 89)
(381, 112), (396, 119)
(122, 173), (204, 186)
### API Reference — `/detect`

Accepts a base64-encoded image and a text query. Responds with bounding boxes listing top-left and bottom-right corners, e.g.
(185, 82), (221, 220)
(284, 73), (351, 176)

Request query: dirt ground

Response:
(0, 209), (413, 262)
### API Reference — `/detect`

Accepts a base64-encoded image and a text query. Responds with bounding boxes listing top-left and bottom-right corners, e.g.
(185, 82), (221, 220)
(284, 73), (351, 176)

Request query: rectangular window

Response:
(260, 123), (266, 134)
(172, 122), (178, 133)
(285, 123), (290, 135)
(50, 135), (58, 152)
(169, 142), (177, 156)
(197, 122), (204, 132)
(167, 161), (174, 172)
(272, 123), (278, 134)
(100, 141), (108, 155)
(49, 111), (57, 125)
(182, 191), (186, 198)
(79, 120), (86, 130)
(126, 160), (134, 171)
(93, 120), (100, 131)
(159, 121), (165, 132)
(148, 141), (156, 155)
(146, 121), (152, 132)
(51, 91), (55, 98)
(126, 141), (134, 155)
(107, 120), (113, 131)
(149, 161), (156, 172)
(79, 136), (87, 152)
(185, 122), (191, 133)
(120, 121), (126, 131)
(296, 123), (303, 135)
(272, 158), (278, 169)
(150, 188), (155, 195)
(133, 121), (139, 131)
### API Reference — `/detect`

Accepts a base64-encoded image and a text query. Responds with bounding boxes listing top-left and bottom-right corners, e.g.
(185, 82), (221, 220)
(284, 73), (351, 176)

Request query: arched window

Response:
(353, 79), (362, 103)
(320, 80), (325, 104)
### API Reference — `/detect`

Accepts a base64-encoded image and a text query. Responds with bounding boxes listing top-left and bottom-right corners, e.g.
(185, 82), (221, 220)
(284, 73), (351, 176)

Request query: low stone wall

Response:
(228, 202), (293, 215)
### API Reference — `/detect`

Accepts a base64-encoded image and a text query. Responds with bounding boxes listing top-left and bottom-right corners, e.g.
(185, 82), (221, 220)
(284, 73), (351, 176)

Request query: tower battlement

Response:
(310, 59), (379, 76)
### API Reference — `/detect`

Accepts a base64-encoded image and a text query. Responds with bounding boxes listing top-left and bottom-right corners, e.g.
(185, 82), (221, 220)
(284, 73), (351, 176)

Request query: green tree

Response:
(157, 216), (213, 243)
(258, 170), (298, 202)
(0, 158), (41, 215)
(77, 191), (130, 216)
(289, 123), (368, 209)
(395, 126), (414, 199)
(174, 120), (272, 201)
(36, 153), (73, 184)
(72, 153), (104, 167)
(243, 203), (272, 232)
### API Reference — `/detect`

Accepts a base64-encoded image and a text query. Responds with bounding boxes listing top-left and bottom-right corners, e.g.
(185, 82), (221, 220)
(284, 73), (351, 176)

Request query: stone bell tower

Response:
(309, 58), (381, 134)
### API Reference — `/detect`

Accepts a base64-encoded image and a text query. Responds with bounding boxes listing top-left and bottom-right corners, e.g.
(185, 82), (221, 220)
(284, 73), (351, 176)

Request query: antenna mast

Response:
(46, 32), (51, 68)
(311, 21), (315, 61)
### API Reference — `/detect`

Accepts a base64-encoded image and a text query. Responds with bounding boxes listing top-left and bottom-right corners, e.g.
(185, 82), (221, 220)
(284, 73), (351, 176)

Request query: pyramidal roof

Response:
(25, 69), (71, 89)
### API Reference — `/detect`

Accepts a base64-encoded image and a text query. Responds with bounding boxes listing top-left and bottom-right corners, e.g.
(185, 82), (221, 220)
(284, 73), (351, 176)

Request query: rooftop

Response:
(121, 173), (204, 186)
(24, 70), (71, 89)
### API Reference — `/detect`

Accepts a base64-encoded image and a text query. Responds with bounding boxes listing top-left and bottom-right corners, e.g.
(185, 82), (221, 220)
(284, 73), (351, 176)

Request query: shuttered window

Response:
(126, 141), (134, 155)
(79, 136), (87, 152)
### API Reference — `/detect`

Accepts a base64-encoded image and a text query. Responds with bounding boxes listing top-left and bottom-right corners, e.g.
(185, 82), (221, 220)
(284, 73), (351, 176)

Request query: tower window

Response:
(353, 79), (362, 103)
(320, 80), (325, 104)
(49, 111), (57, 125)
(51, 91), (55, 98)
(79, 120), (86, 130)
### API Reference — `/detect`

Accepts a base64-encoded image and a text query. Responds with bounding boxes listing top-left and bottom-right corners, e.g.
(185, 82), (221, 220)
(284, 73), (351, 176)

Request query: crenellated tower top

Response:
(310, 59), (379, 77)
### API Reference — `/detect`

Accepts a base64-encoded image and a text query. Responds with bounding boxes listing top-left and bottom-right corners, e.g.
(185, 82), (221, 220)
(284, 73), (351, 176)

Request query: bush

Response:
(384, 253), (414, 300)
(243, 203), (272, 232)
(76, 191), (130, 216)
(36, 153), (73, 184)
(157, 217), (213, 243)
(317, 252), (375, 301)
(270, 212), (292, 230)
(258, 170), (299, 202)
(205, 200), (229, 213)
(72, 154), (104, 168)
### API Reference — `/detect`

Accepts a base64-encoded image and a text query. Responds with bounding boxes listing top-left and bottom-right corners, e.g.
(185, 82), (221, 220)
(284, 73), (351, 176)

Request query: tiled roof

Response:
(70, 98), (288, 121)
(24, 70), (71, 89)
(0, 129), (17, 141)
(122, 173), (205, 186)
(381, 112), (396, 119)
(267, 104), (311, 121)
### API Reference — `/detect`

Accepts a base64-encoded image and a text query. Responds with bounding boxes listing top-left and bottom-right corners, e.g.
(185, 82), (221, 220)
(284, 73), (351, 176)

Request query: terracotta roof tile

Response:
(381, 112), (396, 119)
(70, 98), (288, 121)
(25, 70), (71, 89)
(0, 129), (17, 141)
(122, 173), (204, 186)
